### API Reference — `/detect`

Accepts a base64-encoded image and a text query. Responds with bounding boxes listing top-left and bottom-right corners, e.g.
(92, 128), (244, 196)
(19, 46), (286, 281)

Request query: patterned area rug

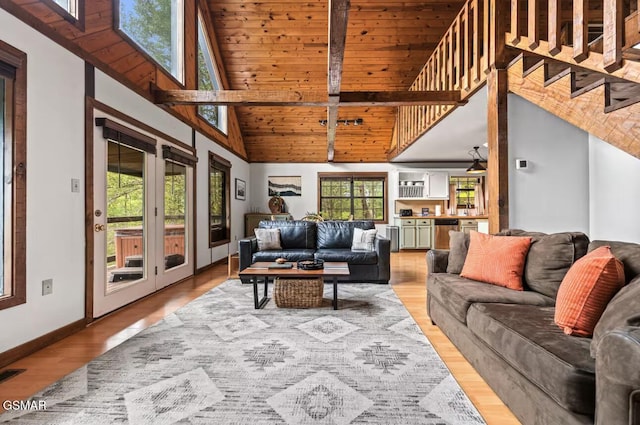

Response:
(1, 281), (486, 425)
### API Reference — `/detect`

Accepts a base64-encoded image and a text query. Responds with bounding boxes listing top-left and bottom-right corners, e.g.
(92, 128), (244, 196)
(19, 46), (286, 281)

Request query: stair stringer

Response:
(508, 57), (640, 160)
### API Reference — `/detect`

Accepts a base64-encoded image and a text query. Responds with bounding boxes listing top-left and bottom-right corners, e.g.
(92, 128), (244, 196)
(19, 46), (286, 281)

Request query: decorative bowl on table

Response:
(275, 258), (287, 264)
(297, 259), (324, 270)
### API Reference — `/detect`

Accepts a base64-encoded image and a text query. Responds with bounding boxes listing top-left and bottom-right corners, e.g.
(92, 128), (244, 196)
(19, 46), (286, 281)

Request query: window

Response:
(209, 153), (230, 246)
(0, 41), (26, 311)
(52, 0), (78, 17)
(318, 173), (387, 222)
(118, 0), (184, 83)
(450, 176), (481, 208)
(197, 12), (227, 134)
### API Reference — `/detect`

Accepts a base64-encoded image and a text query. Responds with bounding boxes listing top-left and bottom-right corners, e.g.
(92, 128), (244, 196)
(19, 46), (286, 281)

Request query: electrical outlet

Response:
(71, 178), (80, 193)
(42, 279), (53, 296)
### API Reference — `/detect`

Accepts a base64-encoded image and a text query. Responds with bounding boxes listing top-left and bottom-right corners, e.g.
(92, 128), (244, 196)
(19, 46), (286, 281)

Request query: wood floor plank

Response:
(0, 252), (520, 424)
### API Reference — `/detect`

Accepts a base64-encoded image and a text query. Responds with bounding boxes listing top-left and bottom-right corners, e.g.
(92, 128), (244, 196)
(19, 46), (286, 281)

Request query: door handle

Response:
(94, 224), (105, 232)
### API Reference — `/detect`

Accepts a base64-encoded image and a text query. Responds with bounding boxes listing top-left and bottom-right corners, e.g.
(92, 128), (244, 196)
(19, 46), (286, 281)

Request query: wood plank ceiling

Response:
(206, 0), (465, 162)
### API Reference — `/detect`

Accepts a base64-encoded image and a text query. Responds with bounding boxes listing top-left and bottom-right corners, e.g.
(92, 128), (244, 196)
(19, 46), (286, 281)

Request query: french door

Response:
(92, 114), (194, 318)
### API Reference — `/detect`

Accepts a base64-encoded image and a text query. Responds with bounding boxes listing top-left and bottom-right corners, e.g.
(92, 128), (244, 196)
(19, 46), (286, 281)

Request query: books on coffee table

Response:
(268, 263), (293, 269)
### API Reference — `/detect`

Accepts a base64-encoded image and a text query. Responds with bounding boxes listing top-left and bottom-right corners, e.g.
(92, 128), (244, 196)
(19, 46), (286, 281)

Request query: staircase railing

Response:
(390, 0), (492, 157)
(507, 0), (640, 77)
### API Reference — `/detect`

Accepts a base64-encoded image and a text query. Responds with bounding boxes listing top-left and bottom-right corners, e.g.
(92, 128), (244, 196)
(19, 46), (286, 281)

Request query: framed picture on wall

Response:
(268, 176), (302, 196)
(235, 178), (246, 200)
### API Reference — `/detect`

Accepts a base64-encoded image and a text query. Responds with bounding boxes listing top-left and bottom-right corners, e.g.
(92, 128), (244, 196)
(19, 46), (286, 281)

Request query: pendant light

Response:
(466, 146), (486, 174)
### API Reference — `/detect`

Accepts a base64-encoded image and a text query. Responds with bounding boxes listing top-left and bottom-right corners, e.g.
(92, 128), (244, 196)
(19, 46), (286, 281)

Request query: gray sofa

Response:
(238, 220), (390, 283)
(426, 229), (640, 425)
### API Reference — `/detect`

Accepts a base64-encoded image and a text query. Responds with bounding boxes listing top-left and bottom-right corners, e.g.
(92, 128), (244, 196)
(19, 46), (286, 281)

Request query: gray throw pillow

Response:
(446, 231), (470, 274)
(254, 228), (282, 251)
(352, 228), (377, 251)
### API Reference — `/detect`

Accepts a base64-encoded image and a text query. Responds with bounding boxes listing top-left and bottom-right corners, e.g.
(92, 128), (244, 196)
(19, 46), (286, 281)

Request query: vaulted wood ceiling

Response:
(0, 0), (465, 163)
(206, 0), (465, 162)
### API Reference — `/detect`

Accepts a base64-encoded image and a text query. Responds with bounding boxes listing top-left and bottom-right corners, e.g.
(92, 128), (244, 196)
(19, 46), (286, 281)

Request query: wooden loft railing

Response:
(389, 0), (494, 157)
(390, 0), (640, 158)
(506, 0), (640, 81)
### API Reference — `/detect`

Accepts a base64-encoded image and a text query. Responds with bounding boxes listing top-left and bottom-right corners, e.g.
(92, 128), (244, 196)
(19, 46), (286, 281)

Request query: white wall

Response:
(589, 135), (640, 242)
(250, 163), (396, 225)
(507, 94), (590, 234)
(195, 133), (251, 269)
(0, 9), (86, 352)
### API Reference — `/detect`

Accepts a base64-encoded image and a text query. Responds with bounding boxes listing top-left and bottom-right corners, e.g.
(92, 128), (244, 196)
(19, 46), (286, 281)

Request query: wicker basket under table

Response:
(274, 277), (324, 308)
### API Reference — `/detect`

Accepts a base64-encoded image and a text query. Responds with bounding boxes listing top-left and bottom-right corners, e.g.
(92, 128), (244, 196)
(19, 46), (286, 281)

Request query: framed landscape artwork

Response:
(235, 178), (246, 200)
(268, 176), (302, 196)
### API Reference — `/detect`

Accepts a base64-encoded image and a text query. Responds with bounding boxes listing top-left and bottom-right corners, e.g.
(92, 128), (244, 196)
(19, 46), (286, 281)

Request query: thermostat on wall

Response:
(515, 159), (528, 169)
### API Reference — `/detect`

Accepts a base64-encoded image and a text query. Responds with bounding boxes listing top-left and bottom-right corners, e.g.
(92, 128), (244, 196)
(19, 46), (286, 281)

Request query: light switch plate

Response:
(42, 279), (53, 296)
(71, 178), (80, 193)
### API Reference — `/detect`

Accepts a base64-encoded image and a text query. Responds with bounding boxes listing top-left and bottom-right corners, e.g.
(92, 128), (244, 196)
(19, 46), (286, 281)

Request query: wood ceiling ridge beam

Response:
(327, 0), (350, 161)
(153, 89), (465, 106)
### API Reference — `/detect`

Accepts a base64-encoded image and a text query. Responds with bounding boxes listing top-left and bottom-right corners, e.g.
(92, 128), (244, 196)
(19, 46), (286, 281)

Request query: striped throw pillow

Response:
(460, 231), (532, 290)
(554, 246), (625, 337)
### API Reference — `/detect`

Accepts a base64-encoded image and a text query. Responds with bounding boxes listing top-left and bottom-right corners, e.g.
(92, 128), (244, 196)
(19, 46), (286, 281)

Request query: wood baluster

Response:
(455, 16), (462, 90)
(511, 0), (521, 43)
(484, 0), (491, 72)
(603, 0), (623, 71)
(463, 5), (471, 90)
(548, 0), (561, 54)
(573, 0), (588, 62)
(528, 0), (540, 48)
(472, 0), (481, 81)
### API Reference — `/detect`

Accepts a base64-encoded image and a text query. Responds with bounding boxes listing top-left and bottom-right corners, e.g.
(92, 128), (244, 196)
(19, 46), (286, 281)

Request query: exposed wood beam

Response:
(153, 90), (465, 106)
(327, 0), (350, 161)
(328, 0), (349, 95)
(487, 68), (509, 234)
(327, 96), (339, 162)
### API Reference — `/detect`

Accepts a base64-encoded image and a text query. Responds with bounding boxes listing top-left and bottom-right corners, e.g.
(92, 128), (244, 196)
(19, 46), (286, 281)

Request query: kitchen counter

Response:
(395, 215), (488, 219)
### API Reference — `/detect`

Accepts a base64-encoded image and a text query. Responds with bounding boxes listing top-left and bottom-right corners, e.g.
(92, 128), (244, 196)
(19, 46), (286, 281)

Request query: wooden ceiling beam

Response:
(327, 0), (350, 161)
(153, 89), (465, 106)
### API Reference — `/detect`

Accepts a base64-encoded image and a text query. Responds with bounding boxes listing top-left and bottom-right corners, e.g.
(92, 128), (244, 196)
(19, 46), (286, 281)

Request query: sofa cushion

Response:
(316, 221), (375, 249)
(314, 249), (377, 265)
(446, 231), (470, 274)
(460, 231), (532, 290)
(497, 229), (590, 298)
(428, 273), (554, 324)
(588, 240), (640, 284)
(258, 220), (316, 249)
(252, 249), (315, 263)
(523, 232), (590, 298)
(555, 246), (626, 337)
(467, 303), (596, 415)
(254, 228), (282, 251)
(591, 274), (640, 357)
(351, 228), (377, 251)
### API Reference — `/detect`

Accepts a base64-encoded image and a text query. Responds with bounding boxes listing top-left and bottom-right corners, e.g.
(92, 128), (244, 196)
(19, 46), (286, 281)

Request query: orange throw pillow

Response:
(554, 246), (625, 337)
(460, 231), (532, 290)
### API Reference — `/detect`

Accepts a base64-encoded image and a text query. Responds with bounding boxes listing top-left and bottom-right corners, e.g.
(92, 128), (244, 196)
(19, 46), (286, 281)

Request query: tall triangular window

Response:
(198, 13), (227, 134)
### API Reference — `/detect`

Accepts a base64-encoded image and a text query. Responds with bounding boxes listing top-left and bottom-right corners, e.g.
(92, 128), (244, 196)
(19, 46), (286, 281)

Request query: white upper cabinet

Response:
(397, 170), (449, 200)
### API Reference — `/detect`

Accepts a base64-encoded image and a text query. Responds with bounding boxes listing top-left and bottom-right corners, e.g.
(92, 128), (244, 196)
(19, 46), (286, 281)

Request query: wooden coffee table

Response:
(239, 262), (350, 310)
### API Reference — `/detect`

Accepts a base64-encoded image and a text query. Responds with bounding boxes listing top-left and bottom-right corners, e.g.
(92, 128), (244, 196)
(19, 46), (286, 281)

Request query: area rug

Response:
(1, 281), (486, 425)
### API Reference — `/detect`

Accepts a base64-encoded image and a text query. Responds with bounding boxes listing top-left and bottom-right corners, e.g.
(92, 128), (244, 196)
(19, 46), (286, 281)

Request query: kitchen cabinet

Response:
(397, 170), (449, 200)
(245, 213), (292, 237)
(416, 219), (433, 248)
(396, 218), (433, 249)
(459, 219), (478, 234)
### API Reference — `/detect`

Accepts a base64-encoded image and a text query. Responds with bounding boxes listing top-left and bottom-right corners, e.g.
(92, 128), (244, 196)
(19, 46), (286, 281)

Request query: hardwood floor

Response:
(0, 251), (520, 424)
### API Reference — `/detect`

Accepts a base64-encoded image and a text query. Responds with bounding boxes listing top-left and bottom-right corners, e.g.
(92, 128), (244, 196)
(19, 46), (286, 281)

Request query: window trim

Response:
(208, 152), (231, 247)
(0, 41), (27, 311)
(317, 172), (388, 224)
(196, 9), (228, 135)
(113, 0), (186, 88)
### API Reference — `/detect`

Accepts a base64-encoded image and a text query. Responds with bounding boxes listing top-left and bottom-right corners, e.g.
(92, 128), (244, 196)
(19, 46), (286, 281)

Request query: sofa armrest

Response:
(426, 249), (449, 276)
(238, 237), (257, 271)
(375, 234), (391, 282)
(595, 326), (640, 425)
